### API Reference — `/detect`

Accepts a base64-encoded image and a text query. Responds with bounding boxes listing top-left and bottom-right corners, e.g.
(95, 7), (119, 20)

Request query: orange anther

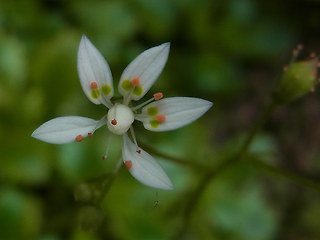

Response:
(125, 160), (132, 169)
(156, 115), (166, 123)
(310, 52), (316, 58)
(75, 135), (84, 142)
(90, 81), (98, 90)
(88, 133), (93, 138)
(111, 119), (117, 125)
(153, 92), (163, 100)
(136, 149), (141, 154)
(131, 77), (140, 86)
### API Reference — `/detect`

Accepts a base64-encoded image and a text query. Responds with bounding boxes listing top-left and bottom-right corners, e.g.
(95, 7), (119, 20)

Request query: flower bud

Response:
(78, 206), (104, 231)
(273, 58), (318, 104)
(74, 183), (93, 203)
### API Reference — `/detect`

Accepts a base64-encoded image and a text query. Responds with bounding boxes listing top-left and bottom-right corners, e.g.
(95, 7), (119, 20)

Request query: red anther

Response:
(111, 119), (117, 125)
(156, 115), (166, 123)
(75, 135), (84, 142)
(125, 161), (132, 169)
(90, 81), (98, 90)
(102, 155), (107, 160)
(310, 52), (316, 58)
(297, 44), (303, 50)
(131, 77), (140, 86)
(88, 133), (93, 138)
(136, 149), (141, 154)
(153, 92), (163, 100)
(292, 49), (297, 56)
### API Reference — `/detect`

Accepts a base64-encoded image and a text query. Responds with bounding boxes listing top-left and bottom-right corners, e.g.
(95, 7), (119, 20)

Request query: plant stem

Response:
(138, 141), (209, 170)
(172, 100), (278, 239)
(250, 157), (320, 192)
(97, 157), (123, 205)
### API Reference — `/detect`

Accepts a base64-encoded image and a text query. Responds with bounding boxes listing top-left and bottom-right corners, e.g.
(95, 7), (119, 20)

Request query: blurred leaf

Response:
(132, 0), (176, 39)
(194, 54), (243, 97)
(0, 34), (27, 89)
(30, 31), (79, 117)
(209, 187), (278, 240)
(0, 188), (42, 240)
(71, 1), (138, 41)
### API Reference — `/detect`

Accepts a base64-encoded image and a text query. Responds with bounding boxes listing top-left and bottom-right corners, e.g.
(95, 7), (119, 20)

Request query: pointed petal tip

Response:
(208, 100), (214, 107)
(81, 34), (88, 41)
(161, 42), (170, 53)
(79, 35), (91, 49)
(162, 182), (174, 190)
(31, 131), (36, 138)
(144, 178), (174, 190)
(163, 42), (170, 48)
(31, 127), (40, 138)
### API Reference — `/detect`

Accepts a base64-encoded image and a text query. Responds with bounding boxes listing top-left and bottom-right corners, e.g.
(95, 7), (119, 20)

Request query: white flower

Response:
(32, 35), (213, 190)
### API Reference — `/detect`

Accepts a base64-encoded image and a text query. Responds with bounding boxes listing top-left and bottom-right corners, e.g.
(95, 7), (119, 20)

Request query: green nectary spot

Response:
(101, 85), (111, 95)
(150, 120), (160, 128)
(121, 80), (132, 91)
(147, 106), (158, 116)
(133, 86), (143, 96)
(91, 89), (101, 99)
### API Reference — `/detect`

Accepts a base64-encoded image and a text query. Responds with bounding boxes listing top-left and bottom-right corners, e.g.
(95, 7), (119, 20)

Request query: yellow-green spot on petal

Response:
(133, 86), (143, 96)
(150, 120), (160, 128)
(121, 80), (132, 91)
(101, 85), (111, 95)
(91, 89), (101, 99)
(147, 107), (158, 116)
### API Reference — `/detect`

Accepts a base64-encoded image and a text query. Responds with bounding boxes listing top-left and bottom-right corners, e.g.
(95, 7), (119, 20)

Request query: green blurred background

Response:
(1, 0), (320, 239)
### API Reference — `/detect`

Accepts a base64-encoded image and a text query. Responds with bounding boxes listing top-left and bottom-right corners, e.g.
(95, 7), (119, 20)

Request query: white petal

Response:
(31, 116), (101, 144)
(118, 43), (170, 101)
(122, 134), (173, 190)
(77, 35), (114, 106)
(136, 97), (213, 131)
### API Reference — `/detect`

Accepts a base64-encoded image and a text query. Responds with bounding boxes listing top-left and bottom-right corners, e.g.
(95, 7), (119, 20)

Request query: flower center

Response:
(107, 103), (134, 135)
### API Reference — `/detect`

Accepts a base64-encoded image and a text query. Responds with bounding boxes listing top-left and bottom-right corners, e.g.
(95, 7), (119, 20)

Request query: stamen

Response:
(131, 77), (140, 86)
(131, 93), (164, 112)
(125, 161), (132, 169)
(90, 83), (113, 109)
(111, 119), (117, 125)
(130, 126), (138, 148)
(90, 81), (98, 90)
(310, 52), (316, 58)
(88, 133), (93, 138)
(93, 115), (108, 132)
(123, 87), (134, 106)
(156, 115), (166, 123)
(75, 135), (84, 142)
(153, 92), (163, 100)
(291, 44), (303, 62)
(102, 134), (113, 160)
(130, 127), (141, 154)
(99, 95), (113, 109)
